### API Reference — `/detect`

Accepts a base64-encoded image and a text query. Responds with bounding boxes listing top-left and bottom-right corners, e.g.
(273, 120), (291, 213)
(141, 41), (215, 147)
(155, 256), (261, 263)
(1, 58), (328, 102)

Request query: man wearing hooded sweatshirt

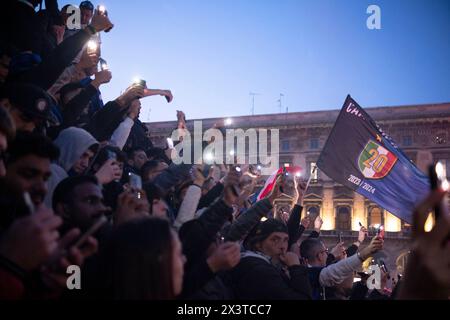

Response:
(44, 127), (120, 207)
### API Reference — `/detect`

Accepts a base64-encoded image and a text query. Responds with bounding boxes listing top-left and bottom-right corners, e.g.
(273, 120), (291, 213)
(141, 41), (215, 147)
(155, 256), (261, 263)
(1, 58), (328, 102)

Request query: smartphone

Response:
(379, 259), (389, 275)
(99, 57), (108, 71)
(129, 172), (143, 190)
(216, 232), (225, 245)
(338, 232), (343, 243)
(97, 5), (107, 15)
(97, 6), (112, 33)
(106, 149), (117, 161)
(133, 79), (147, 89)
(74, 215), (108, 248)
(359, 221), (363, 228)
(429, 163), (442, 219)
(87, 39), (98, 55)
(23, 192), (35, 215)
(279, 167), (287, 194)
(377, 225), (385, 240)
(166, 137), (174, 149)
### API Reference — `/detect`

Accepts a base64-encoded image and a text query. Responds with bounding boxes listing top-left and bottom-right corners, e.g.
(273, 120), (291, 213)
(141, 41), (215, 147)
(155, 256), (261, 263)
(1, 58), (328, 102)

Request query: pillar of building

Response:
(384, 211), (402, 232)
(352, 194), (366, 231)
(416, 150), (433, 173)
(321, 186), (334, 230)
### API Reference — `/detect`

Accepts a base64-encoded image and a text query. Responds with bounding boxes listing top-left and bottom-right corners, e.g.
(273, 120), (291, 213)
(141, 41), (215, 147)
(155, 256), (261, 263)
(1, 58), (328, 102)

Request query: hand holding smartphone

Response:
(377, 225), (385, 240)
(429, 162), (448, 219)
(73, 215), (108, 249)
(129, 173), (143, 199)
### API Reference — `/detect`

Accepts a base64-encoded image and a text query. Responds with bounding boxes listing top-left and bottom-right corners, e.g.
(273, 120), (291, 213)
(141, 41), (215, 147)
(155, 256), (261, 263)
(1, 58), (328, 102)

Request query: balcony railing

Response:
(305, 229), (412, 240)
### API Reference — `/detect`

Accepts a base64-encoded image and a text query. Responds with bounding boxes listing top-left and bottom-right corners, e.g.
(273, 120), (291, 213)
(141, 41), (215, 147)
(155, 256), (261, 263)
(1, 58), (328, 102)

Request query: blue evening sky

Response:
(64, 0), (450, 122)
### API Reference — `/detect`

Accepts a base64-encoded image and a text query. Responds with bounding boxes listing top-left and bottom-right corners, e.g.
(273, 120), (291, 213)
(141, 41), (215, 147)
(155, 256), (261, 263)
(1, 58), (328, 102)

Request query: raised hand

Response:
(114, 189), (150, 226)
(91, 70), (112, 88)
(330, 242), (346, 261)
(313, 215), (323, 233)
(207, 242), (241, 272)
(0, 206), (62, 272)
(95, 159), (122, 184)
(359, 235), (384, 261)
(399, 189), (450, 299)
(89, 9), (114, 33)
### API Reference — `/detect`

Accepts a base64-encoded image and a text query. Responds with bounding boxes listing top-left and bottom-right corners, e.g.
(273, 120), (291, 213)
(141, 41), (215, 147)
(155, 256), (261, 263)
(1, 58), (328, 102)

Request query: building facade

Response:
(146, 102), (450, 271)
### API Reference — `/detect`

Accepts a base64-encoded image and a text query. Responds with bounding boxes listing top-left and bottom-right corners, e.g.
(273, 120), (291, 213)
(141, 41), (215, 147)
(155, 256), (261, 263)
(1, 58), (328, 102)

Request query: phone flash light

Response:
(229, 150), (235, 156)
(204, 152), (214, 162)
(435, 162), (445, 179)
(257, 165), (262, 171)
(98, 5), (106, 13)
(225, 118), (233, 126)
(235, 167), (242, 173)
(261, 217), (268, 222)
(442, 179), (449, 192)
(87, 40), (98, 52)
(295, 172), (301, 177)
(435, 161), (449, 191)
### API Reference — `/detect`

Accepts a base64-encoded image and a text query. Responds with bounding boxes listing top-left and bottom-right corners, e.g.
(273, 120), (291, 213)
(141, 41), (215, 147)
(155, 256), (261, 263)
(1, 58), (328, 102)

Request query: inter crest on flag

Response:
(358, 140), (398, 179)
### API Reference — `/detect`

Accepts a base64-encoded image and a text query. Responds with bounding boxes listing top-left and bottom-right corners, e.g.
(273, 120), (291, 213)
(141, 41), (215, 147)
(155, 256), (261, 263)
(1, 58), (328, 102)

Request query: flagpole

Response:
(304, 164), (317, 192)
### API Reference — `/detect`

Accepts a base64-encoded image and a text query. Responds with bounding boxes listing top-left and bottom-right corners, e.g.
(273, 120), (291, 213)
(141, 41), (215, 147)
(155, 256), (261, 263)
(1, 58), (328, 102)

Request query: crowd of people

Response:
(0, 0), (449, 301)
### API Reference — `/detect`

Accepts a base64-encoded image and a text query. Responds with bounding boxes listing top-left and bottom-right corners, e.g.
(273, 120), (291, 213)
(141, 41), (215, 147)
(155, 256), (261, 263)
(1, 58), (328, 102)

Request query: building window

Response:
(282, 140), (290, 151)
(368, 207), (383, 229)
(310, 162), (318, 181)
(310, 138), (319, 149)
(336, 206), (351, 230)
(402, 136), (413, 147)
(306, 206), (320, 225)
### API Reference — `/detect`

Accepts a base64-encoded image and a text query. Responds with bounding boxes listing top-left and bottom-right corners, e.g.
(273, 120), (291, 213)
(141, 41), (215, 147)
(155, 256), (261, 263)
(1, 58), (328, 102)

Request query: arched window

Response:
(368, 207), (383, 228)
(336, 206), (351, 230)
(306, 206), (320, 226)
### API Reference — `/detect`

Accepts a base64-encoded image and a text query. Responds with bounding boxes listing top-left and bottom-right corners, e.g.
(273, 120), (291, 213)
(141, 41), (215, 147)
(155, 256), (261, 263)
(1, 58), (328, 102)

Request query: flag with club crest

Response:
(317, 95), (430, 224)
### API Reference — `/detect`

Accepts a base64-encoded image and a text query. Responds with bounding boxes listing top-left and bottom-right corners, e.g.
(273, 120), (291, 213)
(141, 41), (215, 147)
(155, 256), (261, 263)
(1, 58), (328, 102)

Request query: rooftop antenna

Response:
(249, 92), (261, 116)
(278, 93), (285, 113)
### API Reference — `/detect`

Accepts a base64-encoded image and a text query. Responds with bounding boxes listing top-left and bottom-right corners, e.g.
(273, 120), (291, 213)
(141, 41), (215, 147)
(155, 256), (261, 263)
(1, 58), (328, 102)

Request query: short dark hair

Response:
(146, 147), (169, 163)
(6, 131), (59, 165)
(79, 1), (94, 11)
(52, 175), (98, 210)
(98, 218), (176, 299)
(92, 145), (127, 170)
(127, 147), (146, 159)
(299, 238), (323, 261)
(143, 182), (163, 214)
(141, 160), (161, 178)
(0, 107), (16, 143)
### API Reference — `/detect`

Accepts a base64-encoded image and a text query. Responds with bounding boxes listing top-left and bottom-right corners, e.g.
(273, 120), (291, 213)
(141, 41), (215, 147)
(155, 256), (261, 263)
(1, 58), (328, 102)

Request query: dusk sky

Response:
(63, 0), (450, 122)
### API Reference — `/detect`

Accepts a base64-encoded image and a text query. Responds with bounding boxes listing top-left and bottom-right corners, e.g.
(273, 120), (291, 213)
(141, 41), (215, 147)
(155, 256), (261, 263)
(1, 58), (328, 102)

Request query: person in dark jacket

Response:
(0, 82), (55, 132)
(231, 218), (312, 300)
(6, 12), (113, 91)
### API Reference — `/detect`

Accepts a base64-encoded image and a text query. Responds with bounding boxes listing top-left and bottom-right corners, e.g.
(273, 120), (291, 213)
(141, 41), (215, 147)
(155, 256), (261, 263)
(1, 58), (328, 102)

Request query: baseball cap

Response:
(3, 83), (54, 123)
